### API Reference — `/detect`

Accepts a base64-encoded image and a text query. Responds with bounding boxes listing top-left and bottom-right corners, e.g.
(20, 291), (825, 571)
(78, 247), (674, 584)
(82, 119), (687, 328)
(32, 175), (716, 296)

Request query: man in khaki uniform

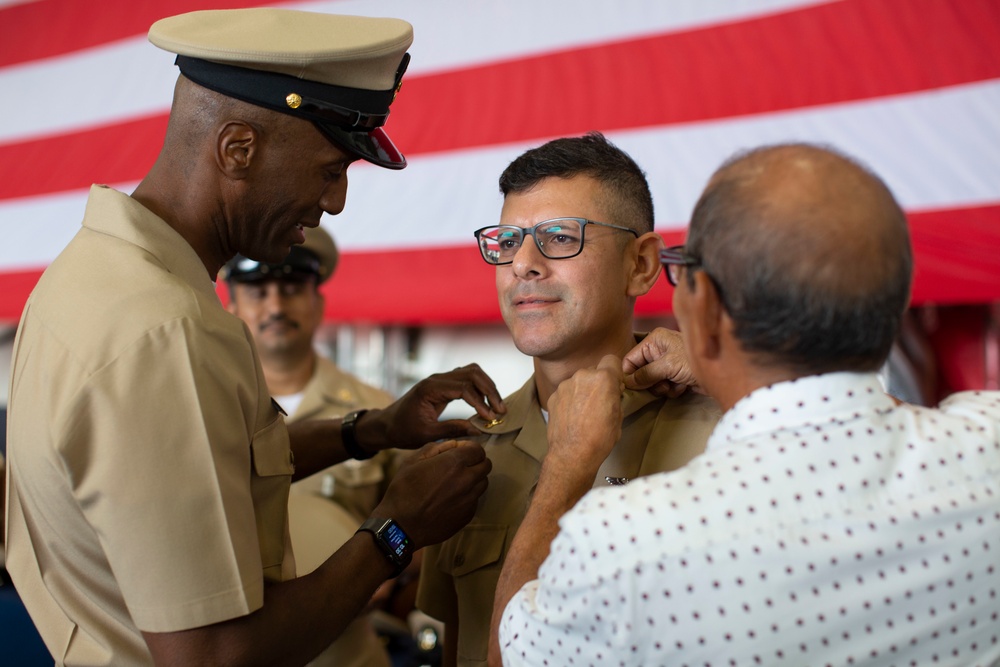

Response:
(224, 225), (396, 667)
(4, 9), (501, 666)
(417, 133), (721, 666)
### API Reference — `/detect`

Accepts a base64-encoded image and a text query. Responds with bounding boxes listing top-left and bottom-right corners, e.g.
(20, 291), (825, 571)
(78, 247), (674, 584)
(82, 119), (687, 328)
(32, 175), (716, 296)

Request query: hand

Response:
(623, 328), (701, 397)
(373, 440), (491, 549)
(365, 364), (506, 450)
(544, 355), (623, 481)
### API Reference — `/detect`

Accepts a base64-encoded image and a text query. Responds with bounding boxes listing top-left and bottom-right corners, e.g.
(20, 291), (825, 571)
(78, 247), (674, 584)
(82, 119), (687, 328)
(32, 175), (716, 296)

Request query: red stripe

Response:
(2, 0), (998, 201)
(3, 205), (997, 324)
(394, 0), (1000, 157)
(0, 0), (284, 68)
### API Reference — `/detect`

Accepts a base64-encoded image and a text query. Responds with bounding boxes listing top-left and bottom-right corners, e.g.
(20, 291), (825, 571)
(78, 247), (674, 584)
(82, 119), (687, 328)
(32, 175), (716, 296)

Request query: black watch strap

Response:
(357, 517), (413, 577)
(341, 409), (374, 460)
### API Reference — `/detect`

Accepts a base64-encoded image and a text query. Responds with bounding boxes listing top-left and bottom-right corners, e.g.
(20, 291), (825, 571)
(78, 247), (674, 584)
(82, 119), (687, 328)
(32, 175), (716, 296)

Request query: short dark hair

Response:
(499, 132), (654, 234)
(686, 144), (912, 374)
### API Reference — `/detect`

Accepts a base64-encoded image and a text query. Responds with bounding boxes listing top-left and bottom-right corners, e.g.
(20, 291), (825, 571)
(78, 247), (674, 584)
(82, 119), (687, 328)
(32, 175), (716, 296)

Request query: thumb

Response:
(432, 418), (482, 440)
(624, 362), (657, 390)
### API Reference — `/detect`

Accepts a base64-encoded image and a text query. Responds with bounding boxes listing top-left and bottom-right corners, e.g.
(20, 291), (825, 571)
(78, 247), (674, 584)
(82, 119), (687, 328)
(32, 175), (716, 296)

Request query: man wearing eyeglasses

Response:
(491, 143), (1000, 666)
(417, 132), (720, 667)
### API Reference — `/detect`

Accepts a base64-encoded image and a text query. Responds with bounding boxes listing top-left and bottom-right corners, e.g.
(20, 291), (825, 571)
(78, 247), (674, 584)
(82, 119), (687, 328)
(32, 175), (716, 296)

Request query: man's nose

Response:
(320, 177), (349, 216)
(262, 284), (287, 312)
(510, 232), (547, 279)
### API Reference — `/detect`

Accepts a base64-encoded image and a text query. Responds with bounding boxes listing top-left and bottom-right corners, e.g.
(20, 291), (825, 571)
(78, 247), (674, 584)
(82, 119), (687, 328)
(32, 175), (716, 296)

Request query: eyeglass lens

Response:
(479, 219), (584, 264)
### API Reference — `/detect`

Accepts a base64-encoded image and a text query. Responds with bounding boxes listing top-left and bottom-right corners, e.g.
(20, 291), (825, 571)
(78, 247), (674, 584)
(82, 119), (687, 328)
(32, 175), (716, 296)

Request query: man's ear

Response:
(216, 121), (257, 179)
(686, 270), (726, 361)
(626, 232), (664, 297)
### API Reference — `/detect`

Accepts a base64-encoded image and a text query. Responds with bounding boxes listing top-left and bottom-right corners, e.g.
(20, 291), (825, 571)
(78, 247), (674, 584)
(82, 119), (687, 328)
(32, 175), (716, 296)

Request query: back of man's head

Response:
(687, 143), (912, 375)
(499, 132), (654, 234)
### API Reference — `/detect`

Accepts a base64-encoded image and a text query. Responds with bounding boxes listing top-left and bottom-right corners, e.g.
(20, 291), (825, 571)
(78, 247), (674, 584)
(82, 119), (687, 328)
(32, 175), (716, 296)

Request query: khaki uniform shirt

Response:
(417, 376), (721, 666)
(285, 356), (394, 667)
(289, 356), (396, 521)
(4, 186), (295, 666)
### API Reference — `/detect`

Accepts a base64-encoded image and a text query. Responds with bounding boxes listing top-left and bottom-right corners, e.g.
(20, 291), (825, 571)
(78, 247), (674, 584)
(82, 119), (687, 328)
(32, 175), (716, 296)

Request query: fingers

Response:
(426, 418), (484, 441)
(414, 439), (463, 460)
(644, 380), (690, 398)
(621, 328), (698, 392)
(420, 364), (506, 421)
(413, 439), (487, 465)
(450, 363), (506, 419)
(623, 361), (659, 391)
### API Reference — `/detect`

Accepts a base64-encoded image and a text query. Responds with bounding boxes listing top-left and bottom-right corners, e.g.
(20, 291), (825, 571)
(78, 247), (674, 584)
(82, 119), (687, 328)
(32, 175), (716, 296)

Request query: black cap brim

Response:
(316, 125), (406, 170)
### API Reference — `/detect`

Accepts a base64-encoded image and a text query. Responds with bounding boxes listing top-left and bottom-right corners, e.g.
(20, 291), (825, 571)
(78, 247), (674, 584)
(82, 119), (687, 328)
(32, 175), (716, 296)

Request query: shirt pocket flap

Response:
(437, 524), (508, 578)
(251, 416), (294, 477)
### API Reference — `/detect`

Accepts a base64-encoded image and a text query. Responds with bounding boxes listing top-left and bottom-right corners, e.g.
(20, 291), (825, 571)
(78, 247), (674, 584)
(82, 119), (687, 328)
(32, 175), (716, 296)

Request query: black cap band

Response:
(224, 246), (322, 283)
(176, 55), (394, 130)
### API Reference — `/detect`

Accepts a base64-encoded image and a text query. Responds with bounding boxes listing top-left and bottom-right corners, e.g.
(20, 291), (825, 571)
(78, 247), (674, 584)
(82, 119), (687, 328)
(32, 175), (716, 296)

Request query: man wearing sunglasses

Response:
(492, 143), (1000, 666)
(417, 132), (720, 667)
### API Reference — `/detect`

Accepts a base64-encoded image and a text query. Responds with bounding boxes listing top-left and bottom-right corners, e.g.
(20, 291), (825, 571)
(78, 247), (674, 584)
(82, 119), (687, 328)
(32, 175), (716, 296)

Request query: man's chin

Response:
(511, 335), (562, 359)
(257, 334), (298, 355)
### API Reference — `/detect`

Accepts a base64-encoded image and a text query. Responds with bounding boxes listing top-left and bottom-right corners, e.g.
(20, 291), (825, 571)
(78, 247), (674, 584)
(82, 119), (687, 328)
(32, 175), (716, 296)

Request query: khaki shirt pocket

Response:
(250, 416), (294, 575)
(436, 524), (508, 663)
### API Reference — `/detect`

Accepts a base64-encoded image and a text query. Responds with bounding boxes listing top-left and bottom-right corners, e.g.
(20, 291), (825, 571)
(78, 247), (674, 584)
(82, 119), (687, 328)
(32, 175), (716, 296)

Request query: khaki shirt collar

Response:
(469, 374), (662, 463)
(83, 185), (220, 303)
(293, 359), (359, 422)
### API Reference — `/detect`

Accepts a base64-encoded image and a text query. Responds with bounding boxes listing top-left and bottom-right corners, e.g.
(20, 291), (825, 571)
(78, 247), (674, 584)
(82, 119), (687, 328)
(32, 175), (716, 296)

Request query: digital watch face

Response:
(383, 522), (410, 559)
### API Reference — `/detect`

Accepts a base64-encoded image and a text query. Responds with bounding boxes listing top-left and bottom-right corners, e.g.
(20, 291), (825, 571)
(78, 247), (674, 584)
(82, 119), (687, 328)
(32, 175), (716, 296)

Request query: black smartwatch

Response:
(341, 409), (374, 460)
(357, 517), (413, 577)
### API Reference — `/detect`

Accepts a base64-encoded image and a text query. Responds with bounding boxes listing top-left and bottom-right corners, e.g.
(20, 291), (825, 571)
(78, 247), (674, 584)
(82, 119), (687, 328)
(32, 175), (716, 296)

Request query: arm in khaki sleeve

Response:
(144, 440), (491, 667)
(288, 364), (505, 481)
(487, 356), (624, 667)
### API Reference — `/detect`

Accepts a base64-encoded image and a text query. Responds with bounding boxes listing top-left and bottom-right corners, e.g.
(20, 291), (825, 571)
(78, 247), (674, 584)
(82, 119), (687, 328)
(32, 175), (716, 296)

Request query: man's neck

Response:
(532, 331), (637, 410)
(262, 351), (317, 397)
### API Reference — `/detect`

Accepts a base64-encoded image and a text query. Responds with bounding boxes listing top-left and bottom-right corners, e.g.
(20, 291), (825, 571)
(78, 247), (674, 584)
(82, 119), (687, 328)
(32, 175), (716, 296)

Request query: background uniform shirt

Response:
(283, 355), (396, 667)
(288, 356), (397, 521)
(5, 186), (294, 666)
(499, 373), (1000, 667)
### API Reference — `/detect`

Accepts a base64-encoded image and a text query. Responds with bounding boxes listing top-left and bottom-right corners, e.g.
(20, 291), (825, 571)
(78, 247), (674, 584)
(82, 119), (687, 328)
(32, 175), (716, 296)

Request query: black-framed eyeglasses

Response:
(473, 217), (638, 266)
(659, 244), (702, 286)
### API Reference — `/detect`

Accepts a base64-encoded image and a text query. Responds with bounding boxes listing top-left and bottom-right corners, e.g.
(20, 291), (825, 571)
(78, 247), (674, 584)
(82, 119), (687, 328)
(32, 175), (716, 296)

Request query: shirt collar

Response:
(469, 375), (663, 436)
(82, 185), (219, 303)
(709, 371), (896, 451)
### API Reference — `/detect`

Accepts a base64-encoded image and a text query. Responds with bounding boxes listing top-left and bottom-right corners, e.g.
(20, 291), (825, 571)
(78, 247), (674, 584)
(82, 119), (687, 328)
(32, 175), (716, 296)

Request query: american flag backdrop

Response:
(1, 0), (999, 325)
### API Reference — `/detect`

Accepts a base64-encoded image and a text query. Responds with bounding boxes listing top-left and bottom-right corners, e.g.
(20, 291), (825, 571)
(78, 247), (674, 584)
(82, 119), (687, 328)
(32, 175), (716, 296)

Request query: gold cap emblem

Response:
(286, 93), (302, 109)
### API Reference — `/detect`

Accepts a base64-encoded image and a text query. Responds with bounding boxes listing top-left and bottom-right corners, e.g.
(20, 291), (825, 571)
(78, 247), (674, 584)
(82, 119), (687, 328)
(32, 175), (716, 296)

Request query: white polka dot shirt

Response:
(499, 372), (1000, 667)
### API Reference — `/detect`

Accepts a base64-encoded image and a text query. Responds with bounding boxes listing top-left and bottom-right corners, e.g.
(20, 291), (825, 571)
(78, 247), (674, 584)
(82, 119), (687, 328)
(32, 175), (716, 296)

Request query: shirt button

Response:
(453, 554), (465, 568)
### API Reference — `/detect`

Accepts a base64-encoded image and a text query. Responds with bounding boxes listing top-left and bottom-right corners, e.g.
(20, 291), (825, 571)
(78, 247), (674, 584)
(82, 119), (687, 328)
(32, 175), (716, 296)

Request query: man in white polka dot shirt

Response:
(492, 144), (1000, 667)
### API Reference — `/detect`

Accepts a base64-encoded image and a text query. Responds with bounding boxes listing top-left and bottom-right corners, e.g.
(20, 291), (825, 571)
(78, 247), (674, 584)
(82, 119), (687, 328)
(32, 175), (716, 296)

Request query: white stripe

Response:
(0, 0), (834, 143)
(0, 187), (96, 269)
(2, 80), (996, 269)
(298, 0), (838, 73)
(333, 80), (1000, 249)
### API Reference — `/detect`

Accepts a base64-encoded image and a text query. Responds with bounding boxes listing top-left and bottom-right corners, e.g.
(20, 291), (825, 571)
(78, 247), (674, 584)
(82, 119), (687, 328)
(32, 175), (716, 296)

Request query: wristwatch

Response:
(357, 517), (413, 577)
(341, 409), (374, 460)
